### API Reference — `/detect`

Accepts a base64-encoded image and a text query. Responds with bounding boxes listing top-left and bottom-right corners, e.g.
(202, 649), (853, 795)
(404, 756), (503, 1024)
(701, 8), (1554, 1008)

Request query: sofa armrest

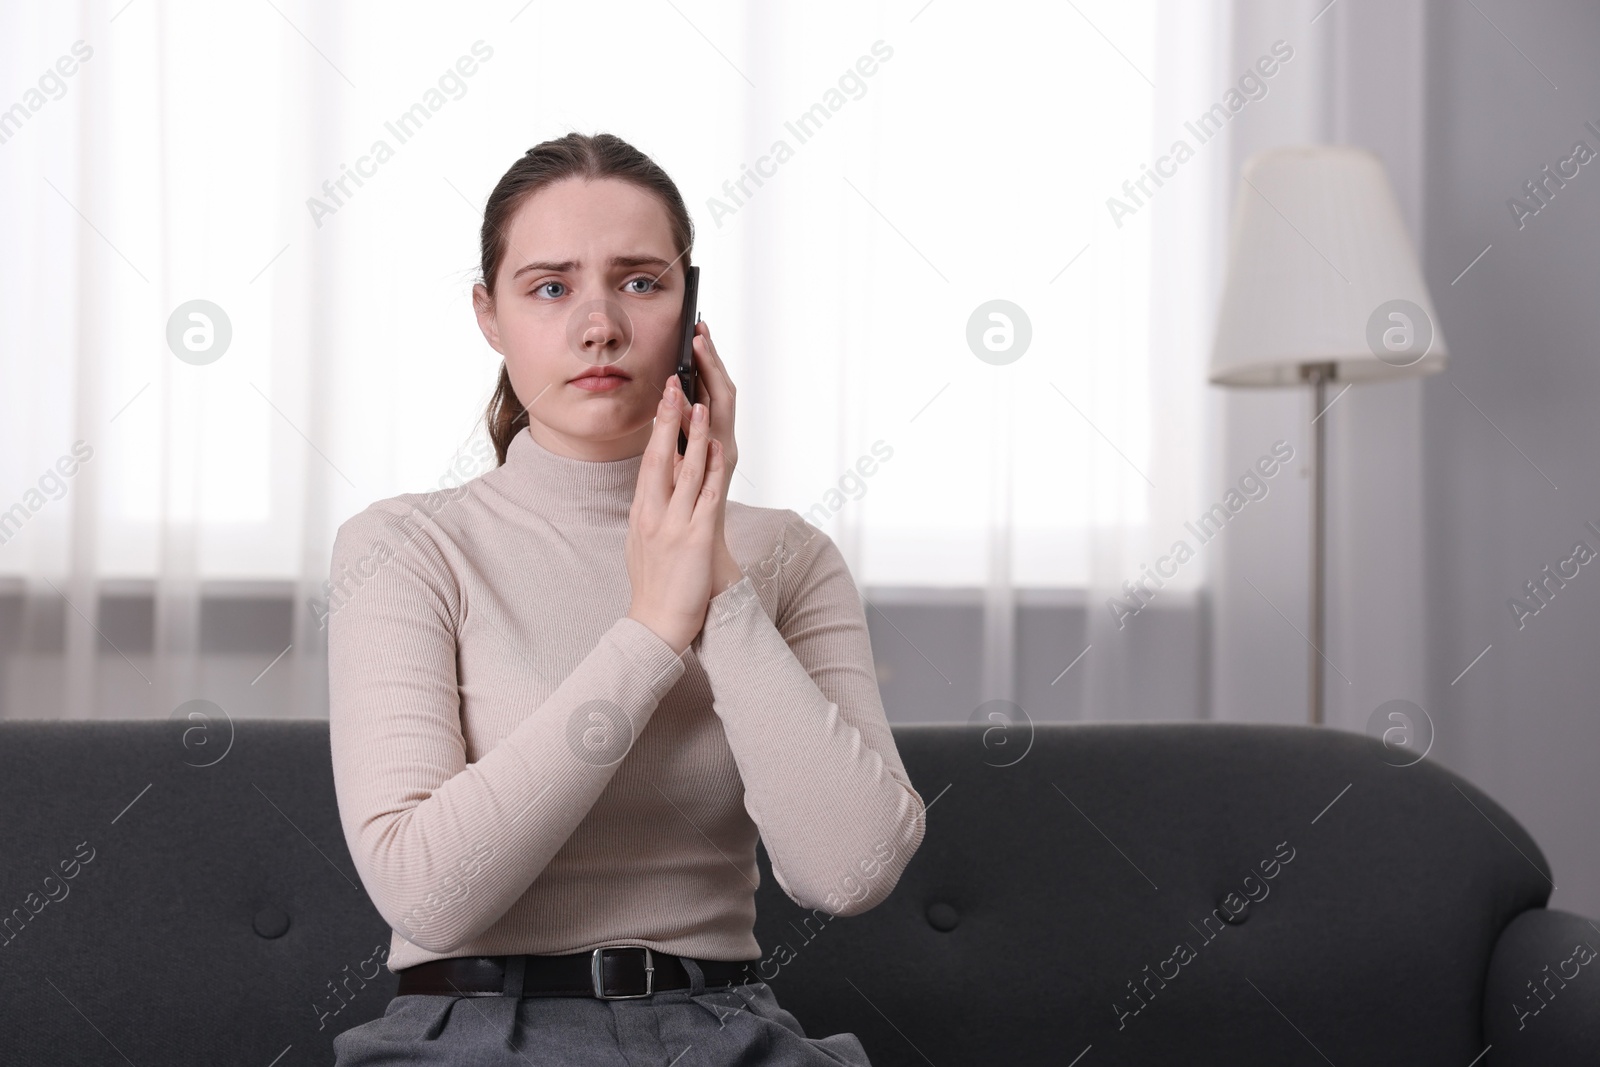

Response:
(1484, 907), (1600, 1065)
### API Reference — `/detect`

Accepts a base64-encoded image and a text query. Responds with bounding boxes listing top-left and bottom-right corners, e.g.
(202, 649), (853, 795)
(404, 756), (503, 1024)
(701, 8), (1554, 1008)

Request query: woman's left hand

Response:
(671, 318), (743, 596)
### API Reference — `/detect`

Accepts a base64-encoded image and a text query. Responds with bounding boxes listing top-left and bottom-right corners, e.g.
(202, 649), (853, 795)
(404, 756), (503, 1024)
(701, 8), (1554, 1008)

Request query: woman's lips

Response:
(570, 374), (629, 392)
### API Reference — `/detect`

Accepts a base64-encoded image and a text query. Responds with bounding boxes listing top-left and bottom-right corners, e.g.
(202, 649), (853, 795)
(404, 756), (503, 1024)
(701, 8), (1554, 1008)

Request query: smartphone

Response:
(675, 265), (702, 455)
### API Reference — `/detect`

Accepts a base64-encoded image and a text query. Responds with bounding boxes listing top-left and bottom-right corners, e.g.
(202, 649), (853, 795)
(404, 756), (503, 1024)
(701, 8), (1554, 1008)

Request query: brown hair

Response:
(477, 132), (695, 465)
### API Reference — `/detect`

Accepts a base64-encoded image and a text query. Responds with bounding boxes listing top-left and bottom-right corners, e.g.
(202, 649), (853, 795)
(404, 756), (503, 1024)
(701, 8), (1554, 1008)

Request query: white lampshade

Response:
(1209, 145), (1447, 387)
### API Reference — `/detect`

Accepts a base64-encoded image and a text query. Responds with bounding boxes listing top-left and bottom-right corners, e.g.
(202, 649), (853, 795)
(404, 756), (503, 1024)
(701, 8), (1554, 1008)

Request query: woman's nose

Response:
(580, 311), (615, 346)
(565, 297), (633, 365)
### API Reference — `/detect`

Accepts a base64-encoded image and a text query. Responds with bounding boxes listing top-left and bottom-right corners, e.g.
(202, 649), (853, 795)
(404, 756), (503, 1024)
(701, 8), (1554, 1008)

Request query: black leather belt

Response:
(396, 946), (759, 1000)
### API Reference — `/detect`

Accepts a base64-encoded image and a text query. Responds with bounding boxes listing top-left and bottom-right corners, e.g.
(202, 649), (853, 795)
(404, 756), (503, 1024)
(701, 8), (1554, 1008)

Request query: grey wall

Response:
(1422, 0), (1600, 918)
(1210, 0), (1434, 738)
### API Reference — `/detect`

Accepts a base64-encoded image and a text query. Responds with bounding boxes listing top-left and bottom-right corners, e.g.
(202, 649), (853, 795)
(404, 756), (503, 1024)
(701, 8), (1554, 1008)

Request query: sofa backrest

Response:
(762, 721), (1551, 1065)
(0, 719), (1549, 1066)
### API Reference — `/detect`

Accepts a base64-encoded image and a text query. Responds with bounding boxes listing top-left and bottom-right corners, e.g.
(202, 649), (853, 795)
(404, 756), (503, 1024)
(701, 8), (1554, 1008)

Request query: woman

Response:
(326, 131), (927, 1066)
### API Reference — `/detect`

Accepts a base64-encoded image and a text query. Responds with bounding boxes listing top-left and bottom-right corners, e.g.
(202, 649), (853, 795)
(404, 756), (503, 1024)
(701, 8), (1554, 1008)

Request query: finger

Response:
(691, 326), (736, 466)
(669, 400), (712, 526)
(693, 324), (735, 420)
(696, 437), (727, 526)
(659, 369), (691, 431)
(639, 381), (684, 512)
(699, 319), (726, 371)
(701, 322), (732, 386)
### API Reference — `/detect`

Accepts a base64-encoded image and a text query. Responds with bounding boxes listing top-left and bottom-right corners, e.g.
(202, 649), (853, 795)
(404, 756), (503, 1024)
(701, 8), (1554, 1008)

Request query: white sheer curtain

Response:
(1, 0), (1226, 723)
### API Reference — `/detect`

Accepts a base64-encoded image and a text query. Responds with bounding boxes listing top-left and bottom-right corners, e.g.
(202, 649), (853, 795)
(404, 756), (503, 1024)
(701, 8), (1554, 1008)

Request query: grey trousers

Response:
(331, 959), (872, 1066)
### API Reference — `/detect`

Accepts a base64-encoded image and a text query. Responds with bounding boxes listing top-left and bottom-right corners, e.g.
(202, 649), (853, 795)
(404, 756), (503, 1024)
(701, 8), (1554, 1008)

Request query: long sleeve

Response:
(690, 509), (926, 918)
(326, 503), (687, 954)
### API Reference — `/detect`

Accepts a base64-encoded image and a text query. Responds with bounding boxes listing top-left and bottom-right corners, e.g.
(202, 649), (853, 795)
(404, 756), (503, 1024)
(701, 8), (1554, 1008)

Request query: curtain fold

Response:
(1080, 0), (1229, 721)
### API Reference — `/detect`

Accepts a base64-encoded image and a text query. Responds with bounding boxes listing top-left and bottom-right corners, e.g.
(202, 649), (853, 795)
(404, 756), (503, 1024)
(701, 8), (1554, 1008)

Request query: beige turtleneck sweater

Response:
(326, 425), (926, 973)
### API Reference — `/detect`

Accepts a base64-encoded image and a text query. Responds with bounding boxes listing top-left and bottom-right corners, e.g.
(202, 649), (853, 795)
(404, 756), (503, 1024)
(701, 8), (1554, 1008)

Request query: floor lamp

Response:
(1208, 145), (1448, 726)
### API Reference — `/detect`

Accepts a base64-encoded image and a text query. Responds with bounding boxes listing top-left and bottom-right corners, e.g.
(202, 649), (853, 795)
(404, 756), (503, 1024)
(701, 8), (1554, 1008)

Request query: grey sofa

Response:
(0, 718), (1591, 1065)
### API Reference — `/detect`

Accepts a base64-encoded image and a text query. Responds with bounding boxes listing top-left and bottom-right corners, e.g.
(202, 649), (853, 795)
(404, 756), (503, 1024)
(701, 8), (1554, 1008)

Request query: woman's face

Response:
(473, 176), (687, 461)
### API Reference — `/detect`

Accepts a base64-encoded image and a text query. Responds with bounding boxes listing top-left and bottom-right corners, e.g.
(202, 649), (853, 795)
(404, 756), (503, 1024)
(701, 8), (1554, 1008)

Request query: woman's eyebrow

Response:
(510, 254), (672, 281)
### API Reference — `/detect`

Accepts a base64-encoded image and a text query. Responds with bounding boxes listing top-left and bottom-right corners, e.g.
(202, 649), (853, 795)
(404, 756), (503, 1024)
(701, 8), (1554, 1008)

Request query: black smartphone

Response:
(675, 264), (701, 455)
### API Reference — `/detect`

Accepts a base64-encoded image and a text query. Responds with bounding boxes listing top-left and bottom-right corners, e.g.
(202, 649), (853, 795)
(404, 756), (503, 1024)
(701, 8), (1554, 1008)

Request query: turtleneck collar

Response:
(484, 426), (643, 526)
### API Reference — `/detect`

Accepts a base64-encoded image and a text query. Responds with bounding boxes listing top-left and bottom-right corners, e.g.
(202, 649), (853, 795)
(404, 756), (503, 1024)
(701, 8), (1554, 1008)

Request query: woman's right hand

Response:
(624, 374), (728, 656)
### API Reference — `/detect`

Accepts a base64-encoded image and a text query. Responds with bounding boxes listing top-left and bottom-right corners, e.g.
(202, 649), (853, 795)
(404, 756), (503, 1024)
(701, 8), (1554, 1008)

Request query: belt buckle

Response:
(591, 946), (654, 1000)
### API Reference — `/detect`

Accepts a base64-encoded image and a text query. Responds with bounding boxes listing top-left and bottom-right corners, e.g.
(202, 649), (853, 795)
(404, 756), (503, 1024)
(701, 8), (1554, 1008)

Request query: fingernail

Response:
(693, 403), (706, 423)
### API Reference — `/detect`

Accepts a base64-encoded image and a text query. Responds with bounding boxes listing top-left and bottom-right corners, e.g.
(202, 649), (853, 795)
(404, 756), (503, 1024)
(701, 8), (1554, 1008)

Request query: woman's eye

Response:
(624, 276), (659, 294)
(532, 281), (565, 299)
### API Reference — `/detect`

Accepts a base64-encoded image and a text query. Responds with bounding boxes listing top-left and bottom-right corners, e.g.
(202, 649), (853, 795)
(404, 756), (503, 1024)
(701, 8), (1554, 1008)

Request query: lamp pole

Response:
(1301, 361), (1336, 726)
